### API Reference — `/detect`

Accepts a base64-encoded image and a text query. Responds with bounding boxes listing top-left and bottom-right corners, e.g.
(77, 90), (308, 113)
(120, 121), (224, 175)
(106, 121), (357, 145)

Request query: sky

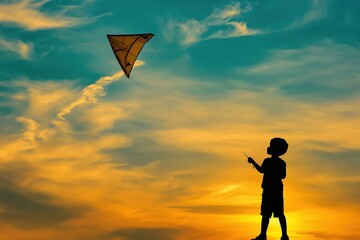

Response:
(0, 0), (359, 239)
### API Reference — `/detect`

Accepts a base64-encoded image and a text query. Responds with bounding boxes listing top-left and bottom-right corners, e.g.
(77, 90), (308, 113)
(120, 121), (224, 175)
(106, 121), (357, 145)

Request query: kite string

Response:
(147, 40), (247, 157)
(130, 77), (248, 161)
(169, 76), (249, 158)
(181, 82), (243, 152)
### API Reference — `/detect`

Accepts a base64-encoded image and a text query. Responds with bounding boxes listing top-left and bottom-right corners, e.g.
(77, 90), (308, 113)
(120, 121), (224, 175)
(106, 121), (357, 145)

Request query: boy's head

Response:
(267, 137), (288, 156)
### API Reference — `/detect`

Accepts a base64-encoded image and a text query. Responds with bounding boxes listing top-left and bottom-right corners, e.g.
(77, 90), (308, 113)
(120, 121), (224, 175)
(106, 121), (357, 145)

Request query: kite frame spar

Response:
(107, 33), (154, 78)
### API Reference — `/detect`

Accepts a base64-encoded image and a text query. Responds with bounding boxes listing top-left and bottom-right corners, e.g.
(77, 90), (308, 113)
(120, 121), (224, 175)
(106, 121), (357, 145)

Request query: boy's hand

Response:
(247, 157), (254, 164)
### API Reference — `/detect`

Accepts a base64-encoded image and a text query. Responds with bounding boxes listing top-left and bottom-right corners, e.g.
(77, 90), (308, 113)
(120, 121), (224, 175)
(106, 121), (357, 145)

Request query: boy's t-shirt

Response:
(261, 157), (286, 191)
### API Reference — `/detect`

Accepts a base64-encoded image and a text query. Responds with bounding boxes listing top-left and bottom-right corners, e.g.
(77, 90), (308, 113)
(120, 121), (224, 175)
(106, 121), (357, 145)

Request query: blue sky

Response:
(0, 1), (360, 240)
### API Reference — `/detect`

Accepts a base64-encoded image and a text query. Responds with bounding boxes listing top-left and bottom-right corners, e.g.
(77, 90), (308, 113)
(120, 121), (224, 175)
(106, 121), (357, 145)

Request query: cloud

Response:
(0, 78), (134, 163)
(213, 184), (241, 195)
(0, 0), (111, 30)
(238, 41), (360, 100)
(72, 101), (140, 135)
(16, 117), (38, 144)
(163, 2), (259, 45)
(40, 45), (54, 58)
(0, 166), (89, 229)
(106, 227), (180, 240)
(172, 204), (256, 215)
(0, 37), (33, 59)
(56, 71), (124, 120)
(93, 226), (232, 240)
(57, 60), (144, 120)
(0, 117), (39, 160)
(288, 0), (327, 29)
(0, 78), (139, 233)
(0, 184), (88, 229)
(163, 0), (328, 44)
(306, 149), (360, 179)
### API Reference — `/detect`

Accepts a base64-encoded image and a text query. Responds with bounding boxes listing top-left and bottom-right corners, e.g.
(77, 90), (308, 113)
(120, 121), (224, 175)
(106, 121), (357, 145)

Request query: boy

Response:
(248, 137), (289, 240)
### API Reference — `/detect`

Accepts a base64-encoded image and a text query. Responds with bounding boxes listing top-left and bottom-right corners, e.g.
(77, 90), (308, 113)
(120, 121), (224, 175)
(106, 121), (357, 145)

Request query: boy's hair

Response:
(268, 137), (288, 156)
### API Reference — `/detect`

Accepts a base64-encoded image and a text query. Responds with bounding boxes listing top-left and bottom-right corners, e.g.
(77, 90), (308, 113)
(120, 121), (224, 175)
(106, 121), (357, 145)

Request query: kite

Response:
(107, 33), (154, 78)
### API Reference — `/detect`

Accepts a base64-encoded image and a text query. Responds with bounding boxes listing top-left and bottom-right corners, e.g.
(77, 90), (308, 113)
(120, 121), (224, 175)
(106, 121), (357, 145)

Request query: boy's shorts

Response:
(261, 189), (284, 218)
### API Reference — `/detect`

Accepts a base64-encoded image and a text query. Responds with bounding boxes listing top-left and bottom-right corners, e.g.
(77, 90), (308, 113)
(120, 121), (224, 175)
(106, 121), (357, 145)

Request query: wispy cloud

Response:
(56, 71), (124, 120)
(164, 2), (259, 45)
(287, 0), (327, 29)
(0, 0), (111, 30)
(0, 37), (33, 59)
(0, 117), (38, 159)
(16, 117), (38, 144)
(163, 0), (328, 45)
(172, 204), (255, 215)
(57, 61), (145, 120)
(40, 45), (54, 58)
(213, 184), (241, 195)
(239, 41), (360, 98)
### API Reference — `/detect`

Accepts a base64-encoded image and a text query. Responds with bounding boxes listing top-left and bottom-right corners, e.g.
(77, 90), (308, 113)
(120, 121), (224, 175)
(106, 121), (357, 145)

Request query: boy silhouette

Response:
(248, 137), (289, 240)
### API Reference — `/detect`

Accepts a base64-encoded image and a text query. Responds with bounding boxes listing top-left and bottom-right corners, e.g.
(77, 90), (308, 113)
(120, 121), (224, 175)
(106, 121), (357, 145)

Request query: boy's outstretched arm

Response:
(248, 157), (263, 173)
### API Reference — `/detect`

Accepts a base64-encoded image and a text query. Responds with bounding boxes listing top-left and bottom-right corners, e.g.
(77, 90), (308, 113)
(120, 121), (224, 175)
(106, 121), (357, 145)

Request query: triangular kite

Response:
(107, 33), (154, 78)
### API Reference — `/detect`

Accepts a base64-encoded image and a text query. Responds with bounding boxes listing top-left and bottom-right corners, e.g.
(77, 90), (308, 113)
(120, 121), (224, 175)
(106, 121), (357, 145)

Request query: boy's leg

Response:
(278, 213), (288, 238)
(256, 190), (271, 239)
(251, 216), (269, 239)
(260, 216), (270, 236)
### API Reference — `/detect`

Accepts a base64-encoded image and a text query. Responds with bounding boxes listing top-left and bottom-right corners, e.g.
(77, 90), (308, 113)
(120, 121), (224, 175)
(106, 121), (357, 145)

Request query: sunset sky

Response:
(0, 1), (359, 240)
